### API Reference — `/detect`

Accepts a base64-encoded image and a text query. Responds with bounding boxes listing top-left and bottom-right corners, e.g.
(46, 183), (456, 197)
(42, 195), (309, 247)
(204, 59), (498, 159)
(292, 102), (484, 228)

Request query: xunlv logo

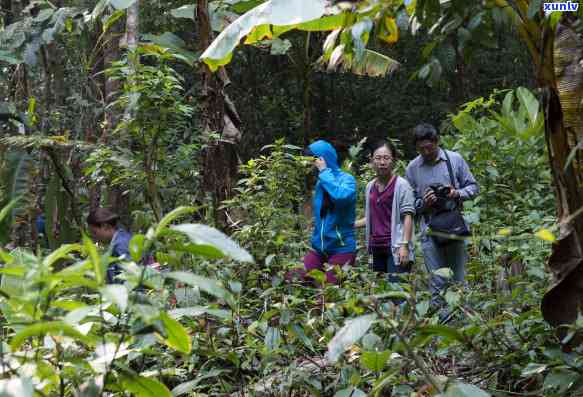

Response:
(543, 1), (579, 12)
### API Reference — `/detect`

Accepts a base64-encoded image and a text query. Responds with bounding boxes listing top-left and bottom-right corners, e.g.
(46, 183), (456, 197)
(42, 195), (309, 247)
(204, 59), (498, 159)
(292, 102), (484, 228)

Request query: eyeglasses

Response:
(373, 156), (392, 161)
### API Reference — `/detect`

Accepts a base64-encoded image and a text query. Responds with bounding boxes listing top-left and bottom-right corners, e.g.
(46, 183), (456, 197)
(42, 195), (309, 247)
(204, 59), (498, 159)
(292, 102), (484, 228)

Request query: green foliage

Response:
(84, 45), (197, 219)
(443, 87), (554, 253)
(223, 139), (311, 261)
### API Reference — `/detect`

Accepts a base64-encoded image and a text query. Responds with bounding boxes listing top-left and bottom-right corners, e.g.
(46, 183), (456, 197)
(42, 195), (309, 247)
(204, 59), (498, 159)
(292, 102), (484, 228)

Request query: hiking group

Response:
(302, 123), (479, 320)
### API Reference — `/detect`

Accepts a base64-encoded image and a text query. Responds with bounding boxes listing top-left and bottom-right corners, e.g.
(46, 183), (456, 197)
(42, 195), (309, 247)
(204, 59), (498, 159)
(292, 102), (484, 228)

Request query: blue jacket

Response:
(309, 140), (357, 255)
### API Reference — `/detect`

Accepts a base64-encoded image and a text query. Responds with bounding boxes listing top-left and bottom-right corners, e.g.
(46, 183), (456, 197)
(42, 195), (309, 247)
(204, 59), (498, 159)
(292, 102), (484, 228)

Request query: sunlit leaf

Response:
(201, 0), (329, 71)
(170, 4), (195, 20)
(160, 312), (191, 353)
(361, 350), (391, 372)
(11, 321), (94, 350)
(326, 314), (376, 363)
(101, 284), (128, 312)
(417, 325), (466, 343)
(171, 224), (254, 263)
(535, 228), (556, 242)
(120, 375), (172, 397)
(166, 271), (235, 306)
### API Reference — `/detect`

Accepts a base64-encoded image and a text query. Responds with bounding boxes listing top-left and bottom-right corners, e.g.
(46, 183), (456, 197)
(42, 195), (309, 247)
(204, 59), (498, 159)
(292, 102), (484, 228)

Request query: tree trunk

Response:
(102, 9), (130, 225)
(540, 16), (583, 328)
(198, 0), (240, 228)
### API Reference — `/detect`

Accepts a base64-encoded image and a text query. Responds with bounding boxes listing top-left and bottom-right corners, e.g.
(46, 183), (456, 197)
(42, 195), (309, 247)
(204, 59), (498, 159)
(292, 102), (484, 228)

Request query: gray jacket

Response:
(364, 176), (416, 266)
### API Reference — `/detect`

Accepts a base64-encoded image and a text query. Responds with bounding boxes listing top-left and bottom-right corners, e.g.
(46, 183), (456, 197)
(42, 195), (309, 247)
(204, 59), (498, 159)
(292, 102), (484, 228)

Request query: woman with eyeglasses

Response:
(355, 140), (415, 278)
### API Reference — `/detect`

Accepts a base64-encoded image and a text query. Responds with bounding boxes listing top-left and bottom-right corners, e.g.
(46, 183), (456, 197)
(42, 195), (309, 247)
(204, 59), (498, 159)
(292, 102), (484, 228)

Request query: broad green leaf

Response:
(170, 4), (195, 20)
(417, 325), (466, 343)
(169, 306), (231, 320)
(433, 268), (454, 279)
(155, 206), (197, 237)
(0, 377), (33, 397)
(171, 224), (254, 263)
(201, 0), (328, 71)
(141, 34), (198, 66)
(361, 350), (391, 372)
(326, 314), (376, 363)
(265, 326), (281, 351)
(229, 0), (266, 13)
(121, 375), (172, 397)
(43, 244), (82, 269)
(110, 0), (137, 10)
(83, 235), (104, 285)
(103, 9), (125, 32)
(272, 13), (346, 36)
(441, 382), (490, 397)
(160, 312), (191, 353)
(444, 290), (460, 306)
(516, 86), (540, 127)
(521, 363), (547, 377)
(101, 284), (129, 312)
(0, 198), (20, 224)
(129, 234), (145, 263)
(90, 343), (131, 373)
(175, 243), (225, 259)
(11, 321), (94, 350)
(64, 305), (94, 325)
(332, 49), (400, 77)
(166, 271), (235, 306)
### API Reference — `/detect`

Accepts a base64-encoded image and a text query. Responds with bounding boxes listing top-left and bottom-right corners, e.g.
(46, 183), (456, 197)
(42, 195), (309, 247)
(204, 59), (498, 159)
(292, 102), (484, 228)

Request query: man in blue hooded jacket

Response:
(303, 140), (357, 284)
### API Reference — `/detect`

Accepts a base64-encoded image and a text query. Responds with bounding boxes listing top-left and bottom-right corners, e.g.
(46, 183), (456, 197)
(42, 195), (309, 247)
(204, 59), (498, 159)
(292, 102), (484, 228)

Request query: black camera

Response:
(429, 183), (451, 199)
(428, 184), (457, 212)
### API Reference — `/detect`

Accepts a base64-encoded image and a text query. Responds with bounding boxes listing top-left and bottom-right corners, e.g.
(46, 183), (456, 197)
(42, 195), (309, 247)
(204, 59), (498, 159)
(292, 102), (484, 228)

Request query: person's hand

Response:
(398, 245), (410, 266)
(315, 157), (327, 171)
(448, 186), (460, 199)
(423, 187), (437, 207)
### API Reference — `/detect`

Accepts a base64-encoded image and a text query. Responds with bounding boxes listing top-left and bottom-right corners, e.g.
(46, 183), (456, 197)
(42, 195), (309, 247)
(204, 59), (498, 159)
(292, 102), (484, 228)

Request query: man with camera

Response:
(405, 123), (479, 321)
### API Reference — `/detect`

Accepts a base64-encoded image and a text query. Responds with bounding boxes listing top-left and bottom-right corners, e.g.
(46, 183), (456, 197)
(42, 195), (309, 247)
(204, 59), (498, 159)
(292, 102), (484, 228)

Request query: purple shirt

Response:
(369, 177), (397, 249)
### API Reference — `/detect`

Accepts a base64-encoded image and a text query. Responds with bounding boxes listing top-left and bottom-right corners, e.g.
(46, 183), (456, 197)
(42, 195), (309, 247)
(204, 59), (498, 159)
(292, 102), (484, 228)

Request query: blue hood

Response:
(309, 140), (340, 170)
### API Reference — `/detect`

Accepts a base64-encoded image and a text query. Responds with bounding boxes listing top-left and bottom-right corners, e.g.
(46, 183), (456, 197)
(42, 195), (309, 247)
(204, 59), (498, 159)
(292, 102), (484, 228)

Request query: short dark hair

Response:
(371, 140), (397, 160)
(87, 208), (119, 227)
(412, 123), (439, 144)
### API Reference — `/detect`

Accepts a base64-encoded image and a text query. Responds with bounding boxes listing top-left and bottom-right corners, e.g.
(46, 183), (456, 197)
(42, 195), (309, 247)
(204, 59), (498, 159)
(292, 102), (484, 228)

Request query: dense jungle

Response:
(1, 0), (583, 396)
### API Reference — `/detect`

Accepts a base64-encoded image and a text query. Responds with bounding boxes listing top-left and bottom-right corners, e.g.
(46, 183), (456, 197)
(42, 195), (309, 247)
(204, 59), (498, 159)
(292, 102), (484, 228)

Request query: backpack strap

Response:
(443, 150), (463, 209)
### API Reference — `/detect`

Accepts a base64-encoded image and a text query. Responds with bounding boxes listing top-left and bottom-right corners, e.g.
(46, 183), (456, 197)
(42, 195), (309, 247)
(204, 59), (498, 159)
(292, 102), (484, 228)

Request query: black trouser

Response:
(371, 247), (409, 283)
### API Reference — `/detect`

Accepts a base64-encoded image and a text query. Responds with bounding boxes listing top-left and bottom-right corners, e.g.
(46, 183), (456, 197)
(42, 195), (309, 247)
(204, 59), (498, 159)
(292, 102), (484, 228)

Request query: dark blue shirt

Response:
(107, 228), (132, 284)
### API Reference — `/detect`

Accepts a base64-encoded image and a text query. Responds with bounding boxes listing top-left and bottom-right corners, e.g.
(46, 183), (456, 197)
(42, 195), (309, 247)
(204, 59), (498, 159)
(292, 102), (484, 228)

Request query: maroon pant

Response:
(303, 250), (356, 285)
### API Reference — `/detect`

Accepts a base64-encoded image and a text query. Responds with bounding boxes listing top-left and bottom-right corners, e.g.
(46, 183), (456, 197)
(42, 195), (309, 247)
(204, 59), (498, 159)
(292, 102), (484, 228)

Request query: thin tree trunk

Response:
(198, 0), (240, 228)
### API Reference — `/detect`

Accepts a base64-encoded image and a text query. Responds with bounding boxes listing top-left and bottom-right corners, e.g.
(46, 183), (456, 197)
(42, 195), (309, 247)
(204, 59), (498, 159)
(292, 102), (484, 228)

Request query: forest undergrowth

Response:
(0, 89), (576, 397)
